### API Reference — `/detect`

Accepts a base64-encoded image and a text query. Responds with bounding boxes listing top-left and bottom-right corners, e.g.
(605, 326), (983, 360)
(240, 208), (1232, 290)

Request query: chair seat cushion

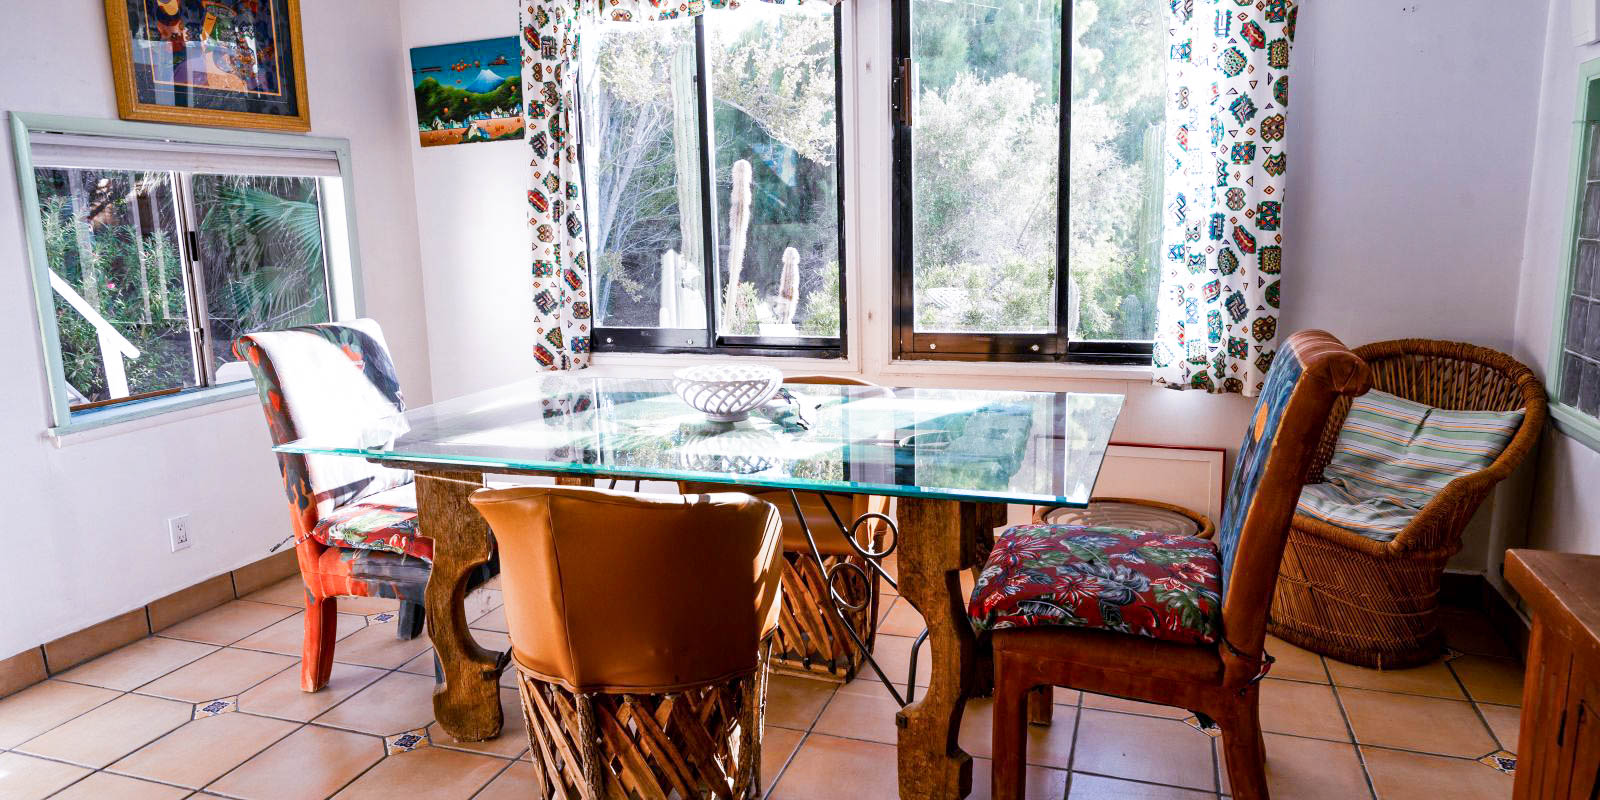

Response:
(1295, 482), (1416, 542)
(312, 483), (433, 563)
(968, 524), (1223, 646)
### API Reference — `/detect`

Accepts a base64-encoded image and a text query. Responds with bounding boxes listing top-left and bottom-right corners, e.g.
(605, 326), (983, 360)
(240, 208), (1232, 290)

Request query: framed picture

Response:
(410, 37), (525, 148)
(104, 0), (310, 132)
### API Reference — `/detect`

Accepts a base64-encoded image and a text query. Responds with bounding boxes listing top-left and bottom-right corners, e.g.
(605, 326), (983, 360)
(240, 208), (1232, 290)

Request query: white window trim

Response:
(10, 112), (367, 435)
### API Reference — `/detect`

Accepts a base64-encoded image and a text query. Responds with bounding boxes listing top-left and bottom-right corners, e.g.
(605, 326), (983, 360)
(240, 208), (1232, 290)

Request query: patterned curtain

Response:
(1152, 0), (1297, 396)
(519, 0), (838, 370)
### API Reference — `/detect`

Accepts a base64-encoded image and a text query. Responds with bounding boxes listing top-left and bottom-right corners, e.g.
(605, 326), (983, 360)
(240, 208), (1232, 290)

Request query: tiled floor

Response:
(0, 575), (1524, 799)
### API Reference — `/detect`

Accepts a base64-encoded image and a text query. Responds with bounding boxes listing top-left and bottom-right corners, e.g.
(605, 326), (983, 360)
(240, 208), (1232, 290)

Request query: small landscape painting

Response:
(410, 37), (525, 148)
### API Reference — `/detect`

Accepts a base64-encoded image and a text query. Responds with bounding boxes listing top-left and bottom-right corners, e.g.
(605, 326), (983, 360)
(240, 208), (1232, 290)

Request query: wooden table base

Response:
(895, 497), (1006, 800)
(418, 470), (502, 742)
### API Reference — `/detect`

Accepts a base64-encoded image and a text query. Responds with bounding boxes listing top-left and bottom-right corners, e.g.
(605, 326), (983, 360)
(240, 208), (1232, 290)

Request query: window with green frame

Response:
(1553, 58), (1600, 451)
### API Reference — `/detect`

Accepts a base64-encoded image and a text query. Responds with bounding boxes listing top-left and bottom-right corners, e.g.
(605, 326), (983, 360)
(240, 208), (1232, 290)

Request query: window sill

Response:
(1549, 402), (1600, 454)
(587, 349), (1151, 385)
(49, 383), (257, 447)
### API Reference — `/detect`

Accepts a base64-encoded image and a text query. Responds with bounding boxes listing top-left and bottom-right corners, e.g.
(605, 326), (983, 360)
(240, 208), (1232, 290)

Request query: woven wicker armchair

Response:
(1269, 339), (1547, 668)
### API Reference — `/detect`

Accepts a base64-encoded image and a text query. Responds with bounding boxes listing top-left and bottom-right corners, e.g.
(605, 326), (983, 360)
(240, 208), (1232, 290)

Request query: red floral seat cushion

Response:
(968, 524), (1223, 646)
(311, 483), (433, 563)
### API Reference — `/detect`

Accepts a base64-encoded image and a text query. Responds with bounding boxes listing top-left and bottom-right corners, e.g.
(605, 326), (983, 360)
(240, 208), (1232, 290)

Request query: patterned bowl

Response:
(672, 364), (783, 423)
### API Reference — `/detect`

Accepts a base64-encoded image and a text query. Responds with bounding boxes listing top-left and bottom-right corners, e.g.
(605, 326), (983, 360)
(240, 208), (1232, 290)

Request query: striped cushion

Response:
(1297, 390), (1523, 539)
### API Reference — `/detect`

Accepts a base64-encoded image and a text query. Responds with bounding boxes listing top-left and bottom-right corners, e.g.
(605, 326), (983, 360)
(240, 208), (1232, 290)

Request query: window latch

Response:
(184, 230), (200, 263)
(895, 58), (917, 127)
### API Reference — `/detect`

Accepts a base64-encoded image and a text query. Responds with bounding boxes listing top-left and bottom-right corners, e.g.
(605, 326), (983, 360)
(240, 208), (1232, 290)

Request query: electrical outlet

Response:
(168, 515), (192, 552)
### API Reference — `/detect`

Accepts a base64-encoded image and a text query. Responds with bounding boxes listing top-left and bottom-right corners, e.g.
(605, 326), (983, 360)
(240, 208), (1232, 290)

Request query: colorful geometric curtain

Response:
(519, 0), (838, 370)
(1152, 0), (1297, 396)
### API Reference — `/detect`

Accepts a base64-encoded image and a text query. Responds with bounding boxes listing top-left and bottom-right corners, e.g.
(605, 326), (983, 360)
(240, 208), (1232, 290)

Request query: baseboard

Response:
(1441, 570), (1530, 661)
(0, 549), (299, 700)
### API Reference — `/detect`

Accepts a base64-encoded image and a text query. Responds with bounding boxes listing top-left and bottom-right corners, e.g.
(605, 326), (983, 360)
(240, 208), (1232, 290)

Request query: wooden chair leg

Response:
(301, 595), (338, 691)
(395, 600), (425, 640)
(1218, 686), (1269, 800)
(1026, 685), (1054, 726)
(991, 650), (1030, 800)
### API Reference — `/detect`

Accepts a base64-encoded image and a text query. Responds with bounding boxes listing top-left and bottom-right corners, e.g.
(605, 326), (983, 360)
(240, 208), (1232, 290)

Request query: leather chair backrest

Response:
(1213, 330), (1370, 681)
(235, 319), (412, 541)
(469, 485), (785, 694)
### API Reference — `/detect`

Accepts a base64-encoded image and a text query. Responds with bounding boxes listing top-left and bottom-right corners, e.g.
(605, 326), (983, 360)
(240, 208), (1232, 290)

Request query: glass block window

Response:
(1562, 123), (1600, 419)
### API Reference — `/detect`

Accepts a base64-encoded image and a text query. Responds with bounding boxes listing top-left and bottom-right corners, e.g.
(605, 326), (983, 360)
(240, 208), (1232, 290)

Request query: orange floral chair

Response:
(237, 319), (447, 691)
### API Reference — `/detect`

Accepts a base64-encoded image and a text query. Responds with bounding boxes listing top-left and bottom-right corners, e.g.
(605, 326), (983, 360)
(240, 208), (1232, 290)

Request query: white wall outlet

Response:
(168, 515), (192, 552)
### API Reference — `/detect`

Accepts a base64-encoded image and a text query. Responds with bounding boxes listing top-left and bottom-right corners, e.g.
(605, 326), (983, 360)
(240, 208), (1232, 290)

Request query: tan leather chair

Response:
(469, 485), (783, 799)
(686, 373), (894, 682)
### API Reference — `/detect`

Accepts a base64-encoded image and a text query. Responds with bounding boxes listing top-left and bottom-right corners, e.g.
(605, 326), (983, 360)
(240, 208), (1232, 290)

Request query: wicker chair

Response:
(1269, 338), (1547, 669)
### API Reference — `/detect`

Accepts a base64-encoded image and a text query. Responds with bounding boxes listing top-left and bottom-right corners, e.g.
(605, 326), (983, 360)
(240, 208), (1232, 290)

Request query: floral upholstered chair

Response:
(236, 319), (437, 692)
(970, 330), (1372, 800)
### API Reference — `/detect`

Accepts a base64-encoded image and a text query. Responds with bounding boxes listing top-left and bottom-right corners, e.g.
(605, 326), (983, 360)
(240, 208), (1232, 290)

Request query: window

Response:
(892, 0), (1164, 362)
(578, 3), (844, 355)
(1554, 62), (1600, 450)
(16, 117), (359, 429)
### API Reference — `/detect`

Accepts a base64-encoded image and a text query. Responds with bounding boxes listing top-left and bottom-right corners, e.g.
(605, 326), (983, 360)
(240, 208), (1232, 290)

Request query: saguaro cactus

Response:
(722, 159), (753, 331)
(775, 247), (799, 325)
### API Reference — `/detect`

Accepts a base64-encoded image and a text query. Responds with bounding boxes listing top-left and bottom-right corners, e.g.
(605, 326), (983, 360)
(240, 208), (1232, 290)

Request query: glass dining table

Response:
(277, 373), (1123, 800)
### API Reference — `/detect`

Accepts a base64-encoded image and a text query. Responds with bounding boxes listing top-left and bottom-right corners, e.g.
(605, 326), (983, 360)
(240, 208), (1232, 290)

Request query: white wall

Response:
(1513, 0), (1600, 557)
(0, 0), (432, 659)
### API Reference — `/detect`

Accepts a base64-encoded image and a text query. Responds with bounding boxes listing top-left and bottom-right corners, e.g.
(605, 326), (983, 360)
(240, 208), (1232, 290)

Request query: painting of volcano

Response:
(410, 37), (524, 148)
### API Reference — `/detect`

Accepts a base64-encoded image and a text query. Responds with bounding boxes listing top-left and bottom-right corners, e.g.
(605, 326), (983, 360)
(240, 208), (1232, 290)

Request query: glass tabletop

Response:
(275, 375), (1124, 506)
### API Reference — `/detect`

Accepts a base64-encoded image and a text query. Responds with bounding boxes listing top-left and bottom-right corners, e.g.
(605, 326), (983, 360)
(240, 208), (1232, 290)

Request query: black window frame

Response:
(580, 11), (848, 359)
(889, 0), (1155, 366)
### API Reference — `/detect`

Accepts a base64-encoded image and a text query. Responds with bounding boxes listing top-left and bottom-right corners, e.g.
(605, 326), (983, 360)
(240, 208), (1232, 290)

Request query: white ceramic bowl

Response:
(672, 364), (783, 423)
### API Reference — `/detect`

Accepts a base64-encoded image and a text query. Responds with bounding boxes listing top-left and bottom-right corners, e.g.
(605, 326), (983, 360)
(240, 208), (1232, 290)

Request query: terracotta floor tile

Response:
(16, 693), (192, 768)
(769, 733), (900, 799)
(430, 688), (527, 758)
(1326, 657), (1466, 700)
(55, 637), (218, 691)
(50, 771), (190, 799)
(1259, 679), (1349, 741)
(1362, 746), (1513, 800)
(1067, 772), (1213, 799)
(1450, 655), (1525, 707)
(208, 723), (385, 799)
(236, 662), (387, 722)
(0, 679), (121, 748)
(397, 649), (438, 677)
(959, 698), (1078, 769)
(243, 576), (308, 607)
(0, 751), (92, 799)
(1339, 688), (1497, 758)
(233, 611), (367, 656)
(767, 674), (838, 730)
(473, 760), (535, 800)
(761, 725), (805, 794)
(135, 647), (297, 703)
(1263, 635), (1329, 683)
(331, 747), (507, 799)
(970, 758), (1069, 800)
(156, 600), (298, 646)
(813, 686), (902, 744)
(870, 634), (931, 688)
(330, 621), (432, 670)
(1219, 733), (1369, 800)
(464, 586), (502, 622)
(1081, 692), (1189, 719)
(315, 671), (437, 736)
(878, 596), (926, 638)
(1477, 703), (1522, 752)
(1072, 709), (1214, 791)
(107, 710), (298, 788)
(332, 595), (402, 617)
(470, 605), (508, 633)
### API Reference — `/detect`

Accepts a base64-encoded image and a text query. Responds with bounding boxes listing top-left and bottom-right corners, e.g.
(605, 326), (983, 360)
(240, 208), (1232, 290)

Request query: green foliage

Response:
(414, 75), (521, 125)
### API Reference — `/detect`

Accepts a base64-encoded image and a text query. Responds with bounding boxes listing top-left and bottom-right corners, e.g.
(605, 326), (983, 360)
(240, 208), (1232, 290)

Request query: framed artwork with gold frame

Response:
(104, 0), (310, 132)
